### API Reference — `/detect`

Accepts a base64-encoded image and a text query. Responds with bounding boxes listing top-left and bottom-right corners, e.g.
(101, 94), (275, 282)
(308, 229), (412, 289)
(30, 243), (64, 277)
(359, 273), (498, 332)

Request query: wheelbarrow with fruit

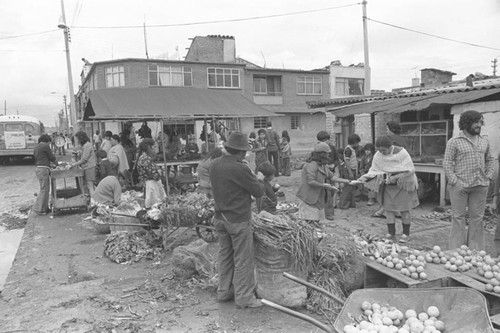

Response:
(262, 272), (495, 333)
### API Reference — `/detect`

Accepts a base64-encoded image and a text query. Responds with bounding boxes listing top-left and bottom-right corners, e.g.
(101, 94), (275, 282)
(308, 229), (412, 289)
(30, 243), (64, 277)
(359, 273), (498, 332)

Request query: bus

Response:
(0, 115), (44, 163)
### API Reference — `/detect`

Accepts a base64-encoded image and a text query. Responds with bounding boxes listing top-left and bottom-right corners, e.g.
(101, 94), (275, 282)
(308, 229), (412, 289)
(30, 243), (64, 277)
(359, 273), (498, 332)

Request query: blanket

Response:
(361, 147), (418, 193)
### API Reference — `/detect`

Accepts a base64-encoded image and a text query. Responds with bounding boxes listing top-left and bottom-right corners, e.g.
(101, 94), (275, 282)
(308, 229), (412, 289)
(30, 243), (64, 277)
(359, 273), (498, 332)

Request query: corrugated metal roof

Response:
(324, 87), (500, 117)
(307, 84), (500, 109)
(84, 87), (279, 121)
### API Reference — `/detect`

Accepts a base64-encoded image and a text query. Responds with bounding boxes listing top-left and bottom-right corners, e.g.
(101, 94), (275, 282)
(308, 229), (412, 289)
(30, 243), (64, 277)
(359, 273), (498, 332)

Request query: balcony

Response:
(253, 92), (283, 105)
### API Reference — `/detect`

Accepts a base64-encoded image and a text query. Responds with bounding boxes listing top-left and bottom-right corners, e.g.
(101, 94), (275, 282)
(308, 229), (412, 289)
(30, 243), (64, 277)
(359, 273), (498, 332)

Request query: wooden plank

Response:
(450, 274), (500, 316)
(364, 261), (449, 289)
(491, 313), (500, 328)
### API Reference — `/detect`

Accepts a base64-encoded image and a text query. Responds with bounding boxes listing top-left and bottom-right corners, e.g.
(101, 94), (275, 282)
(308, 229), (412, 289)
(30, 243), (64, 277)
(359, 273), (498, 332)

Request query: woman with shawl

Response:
(108, 134), (130, 183)
(356, 136), (419, 243)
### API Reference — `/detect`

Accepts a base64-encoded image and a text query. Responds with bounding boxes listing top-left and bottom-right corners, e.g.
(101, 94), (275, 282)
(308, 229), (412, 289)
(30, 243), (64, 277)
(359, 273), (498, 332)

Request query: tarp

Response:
(325, 87), (500, 117)
(83, 87), (279, 121)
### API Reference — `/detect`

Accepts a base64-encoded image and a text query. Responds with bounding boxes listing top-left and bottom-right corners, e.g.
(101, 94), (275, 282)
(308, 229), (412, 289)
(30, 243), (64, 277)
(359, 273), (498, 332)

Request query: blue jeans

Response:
(449, 184), (488, 251)
(33, 167), (50, 213)
(215, 218), (256, 307)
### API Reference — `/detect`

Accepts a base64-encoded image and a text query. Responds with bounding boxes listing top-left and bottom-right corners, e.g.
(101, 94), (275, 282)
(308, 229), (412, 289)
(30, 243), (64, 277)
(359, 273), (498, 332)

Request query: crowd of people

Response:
(32, 110), (499, 310)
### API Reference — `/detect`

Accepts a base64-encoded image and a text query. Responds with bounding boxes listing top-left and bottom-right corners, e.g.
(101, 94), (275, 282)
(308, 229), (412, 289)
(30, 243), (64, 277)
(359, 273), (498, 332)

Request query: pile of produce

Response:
(276, 202), (299, 214)
(104, 232), (160, 264)
(421, 205), (497, 231)
(353, 230), (404, 259)
(160, 192), (213, 227)
(344, 302), (445, 333)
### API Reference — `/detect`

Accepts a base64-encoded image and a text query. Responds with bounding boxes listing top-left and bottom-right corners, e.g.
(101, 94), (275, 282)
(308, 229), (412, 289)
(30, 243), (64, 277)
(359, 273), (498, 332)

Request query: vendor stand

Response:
(400, 120), (451, 206)
(50, 167), (88, 214)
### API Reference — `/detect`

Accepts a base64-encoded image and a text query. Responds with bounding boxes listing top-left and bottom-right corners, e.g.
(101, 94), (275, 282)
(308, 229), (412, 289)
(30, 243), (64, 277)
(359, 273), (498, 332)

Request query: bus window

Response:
(0, 124), (3, 135)
(25, 124), (36, 135)
(6, 124), (23, 131)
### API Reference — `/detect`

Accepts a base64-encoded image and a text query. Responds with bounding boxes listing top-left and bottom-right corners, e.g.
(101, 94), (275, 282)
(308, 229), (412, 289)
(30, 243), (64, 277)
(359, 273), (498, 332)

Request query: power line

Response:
(0, 29), (59, 41)
(368, 17), (500, 51)
(73, 3), (361, 29)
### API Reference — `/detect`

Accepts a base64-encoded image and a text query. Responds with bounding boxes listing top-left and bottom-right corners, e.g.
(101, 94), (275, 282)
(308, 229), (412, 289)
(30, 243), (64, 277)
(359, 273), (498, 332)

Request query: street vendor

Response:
(71, 131), (97, 197)
(356, 136), (419, 243)
(33, 134), (58, 215)
(296, 142), (351, 226)
(209, 132), (265, 309)
(136, 138), (166, 208)
(91, 175), (123, 207)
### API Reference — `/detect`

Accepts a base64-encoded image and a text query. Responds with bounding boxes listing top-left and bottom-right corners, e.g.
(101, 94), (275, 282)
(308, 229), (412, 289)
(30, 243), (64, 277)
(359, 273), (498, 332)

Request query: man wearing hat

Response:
(209, 132), (265, 309)
(296, 142), (351, 225)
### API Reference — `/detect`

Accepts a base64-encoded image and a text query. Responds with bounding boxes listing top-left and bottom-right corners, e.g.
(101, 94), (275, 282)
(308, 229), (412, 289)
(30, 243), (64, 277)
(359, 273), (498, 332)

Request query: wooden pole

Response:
(362, 0), (371, 96)
(160, 118), (169, 195)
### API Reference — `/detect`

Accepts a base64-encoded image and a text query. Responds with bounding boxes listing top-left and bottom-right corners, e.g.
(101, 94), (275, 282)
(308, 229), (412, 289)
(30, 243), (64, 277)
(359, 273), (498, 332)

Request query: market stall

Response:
(82, 87), (280, 194)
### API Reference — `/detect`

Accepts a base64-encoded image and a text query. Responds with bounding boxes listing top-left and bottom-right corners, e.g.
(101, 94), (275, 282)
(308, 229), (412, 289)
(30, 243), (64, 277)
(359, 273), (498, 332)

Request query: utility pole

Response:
(63, 95), (69, 132)
(362, 0), (371, 96)
(3, 100), (5, 115)
(58, 0), (77, 132)
(492, 58), (498, 77)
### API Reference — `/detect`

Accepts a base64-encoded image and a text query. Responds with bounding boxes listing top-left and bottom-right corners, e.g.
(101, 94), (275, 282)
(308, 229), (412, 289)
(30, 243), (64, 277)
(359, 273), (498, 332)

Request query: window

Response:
(253, 78), (267, 94)
(254, 117), (268, 129)
(207, 68), (240, 88)
(291, 115), (300, 130)
(105, 66), (125, 87)
(335, 78), (364, 96)
(149, 65), (192, 86)
(297, 76), (322, 95)
(91, 73), (98, 90)
(6, 124), (23, 131)
(25, 124), (35, 135)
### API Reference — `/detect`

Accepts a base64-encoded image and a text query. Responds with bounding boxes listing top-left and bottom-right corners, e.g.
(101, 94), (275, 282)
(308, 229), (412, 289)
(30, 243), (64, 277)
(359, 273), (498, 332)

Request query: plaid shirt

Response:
(443, 131), (494, 187)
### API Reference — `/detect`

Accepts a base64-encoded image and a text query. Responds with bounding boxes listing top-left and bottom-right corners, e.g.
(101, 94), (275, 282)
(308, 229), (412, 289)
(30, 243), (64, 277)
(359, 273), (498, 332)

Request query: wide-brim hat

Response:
(225, 132), (250, 151)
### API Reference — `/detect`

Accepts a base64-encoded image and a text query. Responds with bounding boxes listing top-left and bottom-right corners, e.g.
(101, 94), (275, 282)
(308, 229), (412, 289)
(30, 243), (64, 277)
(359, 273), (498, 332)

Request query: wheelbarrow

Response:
(262, 272), (495, 333)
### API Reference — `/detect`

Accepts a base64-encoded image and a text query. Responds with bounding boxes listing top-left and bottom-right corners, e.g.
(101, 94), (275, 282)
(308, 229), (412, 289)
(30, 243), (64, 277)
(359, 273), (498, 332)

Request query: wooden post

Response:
(160, 118), (169, 195)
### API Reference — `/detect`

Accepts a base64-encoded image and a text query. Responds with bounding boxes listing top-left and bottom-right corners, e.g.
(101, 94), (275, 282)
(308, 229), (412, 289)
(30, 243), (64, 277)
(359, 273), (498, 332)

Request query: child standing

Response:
(280, 136), (292, 176)
(256, 162), (278, 215)
(96, 150), (117, 182)
(359, 143), (377, 206)
(254, 129), (269, 173)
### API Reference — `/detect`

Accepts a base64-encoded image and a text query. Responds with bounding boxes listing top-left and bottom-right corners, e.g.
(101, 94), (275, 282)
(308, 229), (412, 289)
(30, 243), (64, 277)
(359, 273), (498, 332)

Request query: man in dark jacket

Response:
(209, 132), (265, 309)
(265, 121), (280, 176)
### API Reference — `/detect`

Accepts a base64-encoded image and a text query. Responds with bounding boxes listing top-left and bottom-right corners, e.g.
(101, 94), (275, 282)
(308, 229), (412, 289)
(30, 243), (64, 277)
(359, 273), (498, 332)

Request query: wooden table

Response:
(414, 162), (446, 206)
(156, 160), (201, 174)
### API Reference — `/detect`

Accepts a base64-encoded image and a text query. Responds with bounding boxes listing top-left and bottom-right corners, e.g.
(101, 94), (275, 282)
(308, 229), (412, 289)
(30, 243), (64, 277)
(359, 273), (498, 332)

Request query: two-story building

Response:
(75, 35), (332, 154)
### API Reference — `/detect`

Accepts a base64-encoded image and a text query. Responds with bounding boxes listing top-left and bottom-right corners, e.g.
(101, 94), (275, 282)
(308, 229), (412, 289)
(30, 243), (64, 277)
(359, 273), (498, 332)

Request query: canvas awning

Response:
(83, 87), (279, 121)
(325, 87), (500, 117)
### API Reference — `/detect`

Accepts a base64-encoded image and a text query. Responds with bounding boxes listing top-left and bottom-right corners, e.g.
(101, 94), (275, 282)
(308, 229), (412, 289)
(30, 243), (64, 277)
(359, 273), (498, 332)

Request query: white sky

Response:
(1, 0), (499, 126)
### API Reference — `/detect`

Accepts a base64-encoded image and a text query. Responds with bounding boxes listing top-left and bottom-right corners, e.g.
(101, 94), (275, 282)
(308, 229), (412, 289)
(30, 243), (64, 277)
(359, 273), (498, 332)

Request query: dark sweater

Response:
(209, 153), (265, 223)
(34, 142), (57, 167)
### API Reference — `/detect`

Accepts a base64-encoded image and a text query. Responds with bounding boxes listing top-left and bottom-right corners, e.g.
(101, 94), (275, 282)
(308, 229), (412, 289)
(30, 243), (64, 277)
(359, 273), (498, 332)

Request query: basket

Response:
(92, 218), (111, 234)
(110, 214), (145, 233)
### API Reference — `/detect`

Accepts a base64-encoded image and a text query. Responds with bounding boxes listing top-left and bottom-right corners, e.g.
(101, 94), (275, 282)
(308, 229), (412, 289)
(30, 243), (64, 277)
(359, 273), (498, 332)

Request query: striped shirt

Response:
(443, 131), (494, 187)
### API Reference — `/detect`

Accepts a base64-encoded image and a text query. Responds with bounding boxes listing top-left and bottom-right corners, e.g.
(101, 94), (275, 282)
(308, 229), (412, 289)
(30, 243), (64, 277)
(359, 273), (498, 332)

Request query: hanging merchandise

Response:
(138, 121), (152, 139)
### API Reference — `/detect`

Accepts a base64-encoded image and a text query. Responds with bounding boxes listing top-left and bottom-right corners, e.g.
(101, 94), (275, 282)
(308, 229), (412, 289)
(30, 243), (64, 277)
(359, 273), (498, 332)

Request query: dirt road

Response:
(0, 160), (498, 333)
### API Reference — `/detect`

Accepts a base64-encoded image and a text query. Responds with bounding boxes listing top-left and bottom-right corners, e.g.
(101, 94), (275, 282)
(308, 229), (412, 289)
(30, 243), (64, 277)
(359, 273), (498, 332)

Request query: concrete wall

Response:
(452, 100), (500, 158)
(330, 64), (365, 97)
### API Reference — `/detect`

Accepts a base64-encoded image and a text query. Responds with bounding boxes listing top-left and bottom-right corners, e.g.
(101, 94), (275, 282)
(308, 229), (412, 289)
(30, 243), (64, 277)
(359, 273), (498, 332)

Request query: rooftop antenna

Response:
(143, 15), (149, 59)
(261, 51), (266, 68)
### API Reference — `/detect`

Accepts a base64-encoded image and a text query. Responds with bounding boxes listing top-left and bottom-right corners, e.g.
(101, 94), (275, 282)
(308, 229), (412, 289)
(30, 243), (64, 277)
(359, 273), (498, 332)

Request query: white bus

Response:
(0, 115), (44, 163)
